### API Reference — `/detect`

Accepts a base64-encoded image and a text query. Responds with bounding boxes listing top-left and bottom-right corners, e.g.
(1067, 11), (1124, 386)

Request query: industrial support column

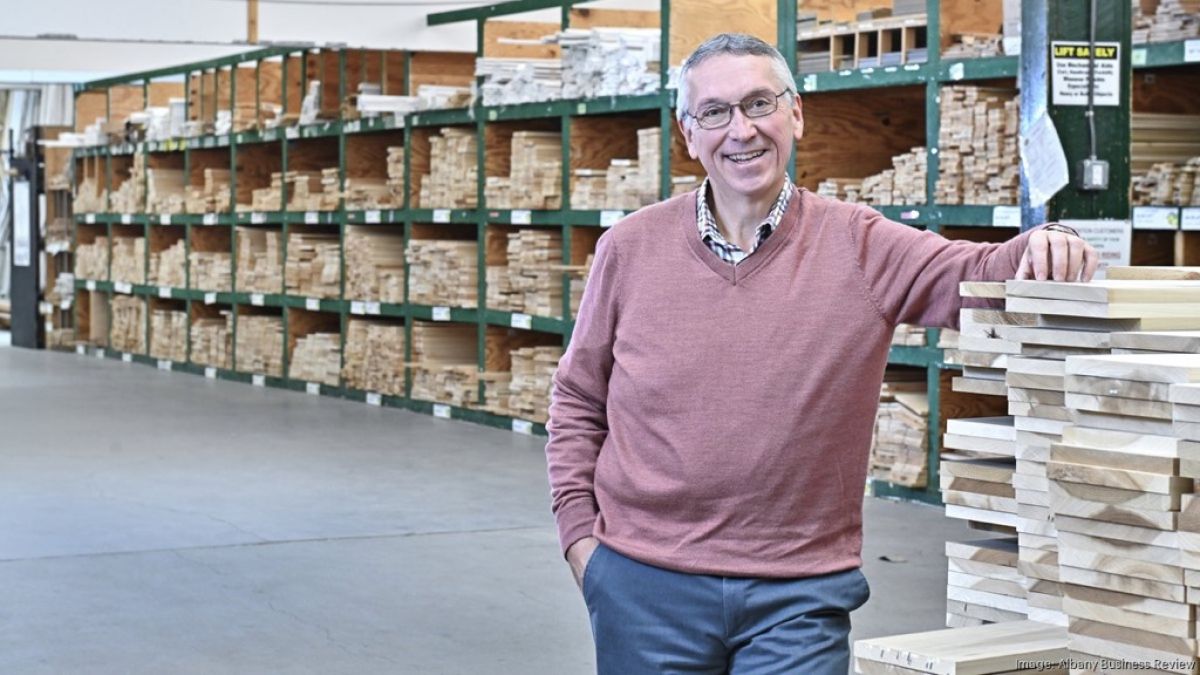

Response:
(7, 128), (43, 349)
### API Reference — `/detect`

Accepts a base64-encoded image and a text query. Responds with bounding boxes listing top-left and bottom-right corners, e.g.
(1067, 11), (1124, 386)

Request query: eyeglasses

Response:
(685, 89), (792, 130)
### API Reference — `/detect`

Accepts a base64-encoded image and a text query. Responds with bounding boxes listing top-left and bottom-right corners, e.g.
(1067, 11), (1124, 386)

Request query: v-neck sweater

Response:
(546, 188), (1038, 578)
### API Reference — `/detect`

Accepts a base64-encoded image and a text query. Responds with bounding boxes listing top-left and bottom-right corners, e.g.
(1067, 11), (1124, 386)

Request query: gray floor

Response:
(0, 346), (971, 674)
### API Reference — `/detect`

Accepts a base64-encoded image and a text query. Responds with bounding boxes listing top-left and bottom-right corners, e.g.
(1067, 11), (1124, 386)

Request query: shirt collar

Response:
(697, 174), (794, 245)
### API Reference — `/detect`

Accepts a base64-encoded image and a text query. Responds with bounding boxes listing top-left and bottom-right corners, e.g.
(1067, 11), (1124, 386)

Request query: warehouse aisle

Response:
(0, 347), (971, 674)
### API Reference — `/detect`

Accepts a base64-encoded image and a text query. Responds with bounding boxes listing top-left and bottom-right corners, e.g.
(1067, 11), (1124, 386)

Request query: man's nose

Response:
(726, 106), (757, 140)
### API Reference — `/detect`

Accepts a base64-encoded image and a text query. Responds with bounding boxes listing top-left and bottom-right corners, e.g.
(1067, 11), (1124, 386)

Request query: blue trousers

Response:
(581, 543), (870, 675)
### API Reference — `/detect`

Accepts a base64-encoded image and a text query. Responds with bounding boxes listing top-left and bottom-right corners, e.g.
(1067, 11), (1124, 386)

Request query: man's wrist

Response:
(1042, 223), (1080, 238)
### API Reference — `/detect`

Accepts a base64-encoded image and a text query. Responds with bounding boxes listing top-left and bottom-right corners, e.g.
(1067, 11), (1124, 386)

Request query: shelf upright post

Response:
(475, 17), (489, 406)
(658, 0), (672, 201)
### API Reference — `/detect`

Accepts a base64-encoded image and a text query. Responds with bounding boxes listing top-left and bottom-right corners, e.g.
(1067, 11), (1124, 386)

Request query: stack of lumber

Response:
(507, 346), (563, 423)
(416, 84), (472, 110)
(184, 169), (232, 214)
(508, 229), (563, 316)
(816, 177), (863, 203)
(281, 170), (340, 211)
(235, 314), (284, 377)
(345, 227), (405, 303)
(1132, 114), (1200, 177)
(147, 167), (186, 214)
(945, 282), (1030, 397)
(87, 293), (111, 346)
(236, 228), (283, 294)
(944, 538), (1026, 627)
(150, 240), (186, 287)
(598, 127), (661, 210)
(671, 175), (700, 197)
(285, 231), (341, 299)
(409, 321), (479, 405)
(942, 33), (1005, 59)
(419, 128), (477, 208)
(487, 265), (519, 311)
(1144, 0), (1200, 42)
(486, 131), (562, 210)
(75, 237), (109, 280)
(892, 324), (926, 346)
(109, 155), (146, 214)
(111, 295), (146, 354)
(935, 86), (1020, 205)
(570, 170), (608, 209)
(250, 173), (286, 211)
(190, 311), (233, 369)
(72, 178), (106, 213)
(568, 253), (593, 318)
(150, 308), (187, 362)
(860, 147), (927, 206)
(385, 146), (405, 204)
(554, 28), (660, 99)
(870, 378), (930, 487)
(476, 58), (563, 106)
(1132, 158), (1200, 206)
(853, 620), (1068, 675)
(110, 236), (146, 285)
(341, 319), (406, 396)
(342, 176), (395, 210)
(190, 249), (232, 292)
(289, 332), (341, 386)
(478, 371), (513, 416)
(406, 240), (478, 307)
(1052, 353), (1200, 669)
(941, 455), (1019, 534)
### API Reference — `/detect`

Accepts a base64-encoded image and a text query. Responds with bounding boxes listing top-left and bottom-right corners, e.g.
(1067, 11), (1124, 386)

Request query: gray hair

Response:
(676, 33), (799, 124)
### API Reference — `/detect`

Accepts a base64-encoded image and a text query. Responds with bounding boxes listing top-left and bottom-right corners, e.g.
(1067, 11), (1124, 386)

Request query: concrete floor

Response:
(0, 346), (972, 674)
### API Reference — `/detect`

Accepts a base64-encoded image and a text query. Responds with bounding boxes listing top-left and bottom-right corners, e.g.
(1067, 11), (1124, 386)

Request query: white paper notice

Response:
(1021, 113), (1070, 207)
(1060, 219), (1131, 277)
(1051, 41), (1120, 106)
(13, 181), (31, 266)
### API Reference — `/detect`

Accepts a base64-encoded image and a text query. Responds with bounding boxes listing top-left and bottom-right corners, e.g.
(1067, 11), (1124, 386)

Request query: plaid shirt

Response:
(697, 176), (794, 264)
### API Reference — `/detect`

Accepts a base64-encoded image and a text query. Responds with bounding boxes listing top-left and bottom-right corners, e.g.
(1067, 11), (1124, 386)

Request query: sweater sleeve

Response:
(847, 207), (1041, 329)
(545, 230), (621, 557)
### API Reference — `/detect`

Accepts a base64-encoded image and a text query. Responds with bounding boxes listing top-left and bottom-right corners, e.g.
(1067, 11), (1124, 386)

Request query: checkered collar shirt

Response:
(697, 175), (794, 265)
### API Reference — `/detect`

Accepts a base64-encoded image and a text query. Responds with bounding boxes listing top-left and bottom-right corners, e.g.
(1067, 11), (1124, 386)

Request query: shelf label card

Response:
(252, 374), (266, 387)
(85, 213), (96, 224)
(1187, 40), (1200, 63)
(1132, 48), (1147, 66)
(432, 306), (451, 321)
(204, 292), (217, 305)
(159, 286), (172, 298)
(160, 214), (171, 225)
(948, 62), (965, 81)
(366, 392), (383, 407)
(511, 313), (533, 330)
(1051, 41), (1121, 106)
(802, 74), (818, 92)
(433, 404), (452, 419)
(157, 360), (172, 371)
(350, 301), (366, 315)
(365, 210), (382, 224)
(286, 127), (299, 140)
(992, 206), (1022, 228)
(115, 282), (132, 294)
(345, 120), (361, 133)
(512, 419), (534, 435)
(600, 210), (623, 227)
(365, 301), (382, 315)
(1181, 208), (1200, 231)
(432, 209), (451, 223)
(251, 293), (265, 306)
(121, 214), (132, 224)
(95, 348), (106, 359)
(306, 382), (321, 395)
(205, 367), (217, 379)
(203, 213), (217, 225)
(251, 212), (266, 224)
(122, 352), (133, 363)
(511, 209), (532, 225)
(306, 298), (321, 311)
(86, 280), (97, 291)
(77, 344), (86, 355)
(1132, 206), (1179, 230)
(305, 211), (319, 225)
(899, 209), (921, 221)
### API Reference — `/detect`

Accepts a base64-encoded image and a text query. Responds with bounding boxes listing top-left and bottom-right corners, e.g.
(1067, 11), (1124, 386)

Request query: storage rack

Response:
(68, 1), (1199, 505)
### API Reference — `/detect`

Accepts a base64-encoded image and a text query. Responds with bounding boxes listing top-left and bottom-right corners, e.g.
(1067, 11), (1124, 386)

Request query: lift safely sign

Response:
(1051, 41), (1121, 106)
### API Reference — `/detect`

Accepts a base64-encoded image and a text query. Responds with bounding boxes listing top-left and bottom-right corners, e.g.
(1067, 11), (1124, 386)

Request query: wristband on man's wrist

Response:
(1042, 223), (1080, 238)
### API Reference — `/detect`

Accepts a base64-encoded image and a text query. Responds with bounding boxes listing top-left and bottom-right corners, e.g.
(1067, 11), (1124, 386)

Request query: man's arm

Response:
(545, 231), (621, 581)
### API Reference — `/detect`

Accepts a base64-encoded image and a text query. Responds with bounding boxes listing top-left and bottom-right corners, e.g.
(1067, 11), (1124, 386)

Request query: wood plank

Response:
(1070, 617), (1198, 657)
(568, 7), (660, 28)
(946, 416), (1015, 440)
(1074, 410), (1178, 437)
(1055, 515), (1180, 547)
(1039, 314), (1200, 332)
(943, 490), (1018, 513)
(1107, 266), (1200, 281)
(1059, 547), (1185, 586)
(1051, 480), (1182, 512)
(959, 281), (1006, 299)
(483, 20), (561, 59)
(1172, 384), (1200, 407)
(944, 538), (1019, 566)
(1006, 279), (1200, 304)
(1066, 392), (1175, 420)
(408, 51), (476, 93)
(1067, 375), (1174, 402)
(941, 475), (1016, 498)
(945, 504), (1019, 529)
(1065, 354), (1200, 385)
(1113, 330), (1200, 354)
(1059, 530), (1184, 567)
(853, 620), (1067, 675)
(1058, 425), (1189, 456)
(1065, 596), (1194, 638)
(1009, 387), (1066, 405)
(1006, 296), (1200, 319)
(1048, 460), (1188, 494)
(1003, 326), (1113, 349)
(952, 377), (1008, 397)
(1068, 634), (1200, 674)
(1050, 493), (1178, 531)
(1051, 442), (1180, 474)
(1060, 565), (1186, 603)
(946, 570), (1025, 598)
(1009, 401), (1071, 421)
(940, 456), (1015, 483)
(669, 0), (775, 66)
(943, 434), (1015, 456)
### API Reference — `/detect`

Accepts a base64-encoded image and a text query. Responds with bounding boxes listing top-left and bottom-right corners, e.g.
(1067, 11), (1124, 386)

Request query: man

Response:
(546, 33), (1097, 674)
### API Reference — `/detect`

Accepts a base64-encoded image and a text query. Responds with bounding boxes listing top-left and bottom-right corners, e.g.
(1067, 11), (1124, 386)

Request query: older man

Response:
(546, 33), (1097, 674)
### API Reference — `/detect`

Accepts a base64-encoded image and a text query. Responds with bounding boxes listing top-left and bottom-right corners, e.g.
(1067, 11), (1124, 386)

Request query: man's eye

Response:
(700, 107), (726, 120)
(746, 97), (772, 111)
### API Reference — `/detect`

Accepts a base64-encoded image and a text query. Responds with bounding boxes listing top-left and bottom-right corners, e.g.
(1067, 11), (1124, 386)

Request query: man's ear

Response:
(677, 116), (700, 160)
(792, 94), (804, 143)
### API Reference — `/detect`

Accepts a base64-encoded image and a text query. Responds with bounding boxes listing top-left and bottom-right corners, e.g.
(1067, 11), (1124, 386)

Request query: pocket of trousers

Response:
(582, 543), (606, 600)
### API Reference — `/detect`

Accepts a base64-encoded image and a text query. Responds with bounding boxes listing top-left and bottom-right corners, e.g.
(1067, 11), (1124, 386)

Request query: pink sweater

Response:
(546, 189), (1036, 578)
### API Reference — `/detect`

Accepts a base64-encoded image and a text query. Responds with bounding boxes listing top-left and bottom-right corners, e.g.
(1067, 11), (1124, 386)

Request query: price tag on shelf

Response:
(432, 306), (451, 321)
(899, 209), (921, 221)
(365, 302), (381, 315)
(252, 374), (266, 387)
(115, 282), (133, 294)
(350, 301), (366, 315)
(120, 214), (132, 224)
(286, 127), (299, 140)
(158, 286), (172, 299)
(122, 352), (133, 363)
(600, 210), (623, 228)
(157, 360), (172, 371)
(305, 211), (319, 225)
(306, 298), (321, 311)
(235, 134), (244, 144)
(263, 129), (277, 142)
(992, 206), (1021, 228)
(366, 392), (382, 407)
(251, 212), (266, 224)
(251, 293), (265, 306)
(365, 210), (382, 224)
(1182, 208), (1200, 231)
(948, 62), (965, 81)
(511, 313), (533, 330)
(76, 344), (86, 355)
(205, 367), (217, 379)
(1186, 39), (1200, 63)
(160, 214), (171, 225)
(95, 349), (106, 359)
(511, 209), (532, 225)
(84, 213), (96, 224)
(512, 419), (533, 435)
(39, 302), (51, 314)
(487, 110), (498, 121)
(86, 280), (97, 291)
(1132, 206), (1179, 230)
(345, 120), (361, 133)
(433, 404), (451, 419)
(1132, 48), (1147, 66)
(306, 382), (321, 395)
(204, 292), (217, 305)
(432, 209), (451, 223)
(203, 213), (217, 226)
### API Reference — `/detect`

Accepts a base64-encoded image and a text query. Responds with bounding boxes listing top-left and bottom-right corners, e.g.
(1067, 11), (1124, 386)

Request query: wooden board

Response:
(1068, 634), (1200, 674)
(1059, 547), (1185, 586)
(1066, 374), (1175, 402)
(1059, 530), (1184, 567)
(1047, 460), (1188, 494)
(852, 620), (1067, 675)
(952, 376), (1007, 397)
(483, 20), (561, 59)
(568, 7), (660, 28)
(1006, 279), (1200, 304)
(1006, 295), (1200, 320)
(1066, 392), (1174, 420)
(1061, 565), (1186, 603)
(1065, 354), (1200, 384)
(1002, 326), (1112, 349)
(408, 51), (475, 93)
(1112, 330), (1200, 354)
(1070, 617), (1197, 658)
(1056, 514), (1180, 547)
(1074, 410), (1177, 436)
(669, 0), (775, 66)
(1173, 384), (1200, 406)
(940, 0), (1005, 50)
(1051, 443), (1179, 475)
(1107, 266), (1200, 281)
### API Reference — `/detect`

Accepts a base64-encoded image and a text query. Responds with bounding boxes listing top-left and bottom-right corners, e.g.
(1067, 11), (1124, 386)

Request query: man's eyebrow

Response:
(694, 88), (774, 108)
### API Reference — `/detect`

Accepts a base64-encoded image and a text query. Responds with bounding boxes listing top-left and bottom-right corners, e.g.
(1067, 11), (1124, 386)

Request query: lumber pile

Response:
(485, 131), (562, 210)
(419, 128), (477, 209)
(189, 250), (232, 292)
(943, 538), (1027, 627)
(487, 265), (518, 311)
(249, 173), (285, 211)
(944, 283), (1022, 397)
(386, 146), (406, 205)
(853, 620), (1068, 675)
(341, 319), (406, 396)
(568, 253), (594, 319)
(1132, 114), (1200, 177)
(818, 147), (926, 206)
(569, 127), (662, 211)
(281, 169), (341, 211)
(1134, 0), (1200, 43)
(236, 228), (283, 294)
(111, 236), (146, 285)
(184, 169), (232, 214)
(190, 311), (233, 369)
(496, 229), (563, 316)
(150, 308), (187, 362)
(289, 332), (341, 386)
(416, 84), (472, 110)
(507, 346), (563, 423)
(409, 321), (479, 406)
(406, 240), (478, 307)
(72, 177), (106, 213)
(935, 86), (1019, 206)
(341, 176), (394, 210)
(150, 240), (187, 287)
(147, 167), (186, 214)
(943, 33), (1005, 60)
(235, 314), (284, 377)
(870, 376), (930, 488)
(285, 230), (341, 299)
(109, 155), (146, 214)
(477, 58), (563, 106)
(75, 237), (109, 280)
(345, 227), (405, 303)
(111, 295), (146, 354)
(554, 28), (660, 99)
(892, 323), (927, 346)
(1132, 157), (1200, 206)
(478, 372), (513, 416)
